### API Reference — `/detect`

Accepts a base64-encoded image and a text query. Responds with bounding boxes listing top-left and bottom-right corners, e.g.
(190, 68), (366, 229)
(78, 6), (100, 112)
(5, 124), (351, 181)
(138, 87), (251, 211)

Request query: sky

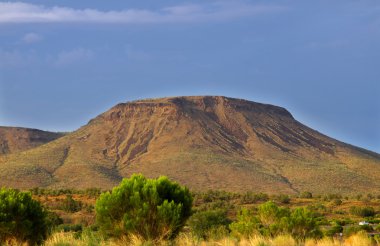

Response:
(0, 0), (379, 153)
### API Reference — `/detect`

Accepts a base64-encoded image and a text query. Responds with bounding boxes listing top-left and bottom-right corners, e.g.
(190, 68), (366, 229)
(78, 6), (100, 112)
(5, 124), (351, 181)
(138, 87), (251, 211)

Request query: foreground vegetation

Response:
(1, 175), (380, 245)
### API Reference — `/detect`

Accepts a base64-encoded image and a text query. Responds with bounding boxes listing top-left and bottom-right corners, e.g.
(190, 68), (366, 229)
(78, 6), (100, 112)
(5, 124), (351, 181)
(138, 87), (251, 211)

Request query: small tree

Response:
(0, 188), (49, 245)
(95, 174), (192, 241)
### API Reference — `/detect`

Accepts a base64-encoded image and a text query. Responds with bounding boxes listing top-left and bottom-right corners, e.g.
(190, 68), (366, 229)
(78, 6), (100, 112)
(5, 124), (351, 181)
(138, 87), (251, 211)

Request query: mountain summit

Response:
(0, 96), (379, 194)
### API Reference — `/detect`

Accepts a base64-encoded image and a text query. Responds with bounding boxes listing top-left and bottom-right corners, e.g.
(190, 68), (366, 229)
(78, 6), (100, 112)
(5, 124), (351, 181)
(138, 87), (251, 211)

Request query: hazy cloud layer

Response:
(55, 48), (94, 66)
(22, 32), (42, 43)
(0, 2), (286, 24)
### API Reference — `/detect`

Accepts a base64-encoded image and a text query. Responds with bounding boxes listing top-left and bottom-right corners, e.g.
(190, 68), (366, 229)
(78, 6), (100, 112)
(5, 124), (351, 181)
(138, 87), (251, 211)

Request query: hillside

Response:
(0, 96), (379, 194)
(0, 127), (65, 155)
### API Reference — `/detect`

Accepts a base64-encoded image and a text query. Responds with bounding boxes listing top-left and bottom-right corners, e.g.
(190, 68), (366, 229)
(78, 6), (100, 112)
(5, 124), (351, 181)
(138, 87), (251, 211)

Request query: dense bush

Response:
(349, 206), (375, 217)
(56, 224), (83, 233)
(284, 207), (323, 240)
(0, 188), (49, 245)
(60, 194), (83, 212)
(229, 201), (322, 240)
(324, 224), (343, 237)
(343, 225), (373, 236)
(46, 211), (64, 229)
(188, 209), (231, 239)
(95, 174), (192, 241)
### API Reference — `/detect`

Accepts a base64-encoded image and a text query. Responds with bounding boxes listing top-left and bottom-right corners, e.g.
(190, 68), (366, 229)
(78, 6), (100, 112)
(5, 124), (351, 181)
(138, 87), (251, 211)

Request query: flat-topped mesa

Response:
(98, 96), (294, 122)
(0, 95), (379, 194)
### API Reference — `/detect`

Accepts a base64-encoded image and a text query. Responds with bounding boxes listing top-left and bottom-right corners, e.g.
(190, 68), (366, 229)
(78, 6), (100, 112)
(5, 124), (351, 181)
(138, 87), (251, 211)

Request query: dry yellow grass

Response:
(305, 238), (341, 246)
(344, 232), (372, 246)
(271, 234), (296, 246)
(39, 232), (380, 246)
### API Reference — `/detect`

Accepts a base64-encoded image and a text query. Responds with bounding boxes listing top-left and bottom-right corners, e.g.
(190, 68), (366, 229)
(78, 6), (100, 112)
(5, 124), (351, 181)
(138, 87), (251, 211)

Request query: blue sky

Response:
(0, 0), (379, 152)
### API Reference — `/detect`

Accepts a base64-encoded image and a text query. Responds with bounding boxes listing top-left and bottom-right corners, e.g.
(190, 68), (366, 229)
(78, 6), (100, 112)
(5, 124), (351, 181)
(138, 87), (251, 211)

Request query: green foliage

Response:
(188, 209), (231, 239)
(257, 201), (290, 228)
(349, 206), (375, 217)
(59, 195), (83, 212)
(95, 174), (192, 241)
(0, 188), (49, 245)
(229, 208), (260, 237)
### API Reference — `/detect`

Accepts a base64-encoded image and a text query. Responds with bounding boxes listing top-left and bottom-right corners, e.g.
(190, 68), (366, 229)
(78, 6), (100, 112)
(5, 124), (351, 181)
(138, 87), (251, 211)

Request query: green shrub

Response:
(196, 200), (233, 212)
(240, 192), (269, 204)
(95, 174), (192, 241)
(323, 194), (342, 201)
(332, 199), (342, 206)
(299, 191), (313, 199)
(230, 202), (321, 240)
(229, 208), (260, 237)
(349, 206), (375, 217)
(343, 225), (372, 236)
(257, 201), (290, 227)
(84, 188), (102, 198)
(201, 190), (236, 203)
(59, 194), (83, 212)
(0, 188), (49, 245)
(46, 211), (64, 230)
(276, 194), (291, 204)
(188, 209), (231, 239)
(284, 207), (323, 240)
(56, 224), (83, 233)
(324, 224), (343, 237)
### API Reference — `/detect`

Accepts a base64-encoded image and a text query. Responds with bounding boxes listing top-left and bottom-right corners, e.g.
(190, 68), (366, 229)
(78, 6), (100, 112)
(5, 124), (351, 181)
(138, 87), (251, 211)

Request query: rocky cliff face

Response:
(0, 96), (379, 194)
